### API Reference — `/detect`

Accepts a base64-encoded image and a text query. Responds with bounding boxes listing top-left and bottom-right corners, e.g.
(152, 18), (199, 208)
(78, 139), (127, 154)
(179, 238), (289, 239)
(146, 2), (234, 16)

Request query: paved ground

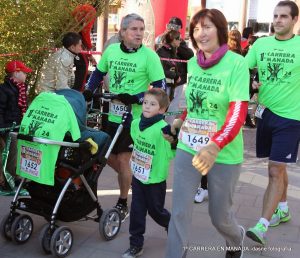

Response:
(1, 127), (300, 258)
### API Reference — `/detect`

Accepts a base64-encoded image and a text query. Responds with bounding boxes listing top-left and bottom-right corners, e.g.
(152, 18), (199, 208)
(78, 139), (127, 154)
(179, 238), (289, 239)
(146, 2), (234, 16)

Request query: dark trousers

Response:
(129, 176), (170, 247)
(73, 53), (89, 92)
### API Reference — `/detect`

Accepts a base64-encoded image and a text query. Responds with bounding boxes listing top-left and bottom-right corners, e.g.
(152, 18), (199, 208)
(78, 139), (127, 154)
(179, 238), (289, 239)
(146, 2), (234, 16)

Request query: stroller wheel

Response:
(0, 213), (20, 241)
(50, 226), (73, 258)
(11, 214), (33, 244)
(39, 224), (57, 254)
(99, 208), (121, 241)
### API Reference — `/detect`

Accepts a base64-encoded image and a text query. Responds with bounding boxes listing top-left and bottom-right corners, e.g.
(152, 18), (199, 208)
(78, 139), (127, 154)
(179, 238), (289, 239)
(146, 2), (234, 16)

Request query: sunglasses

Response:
(175, 37), (181, 40)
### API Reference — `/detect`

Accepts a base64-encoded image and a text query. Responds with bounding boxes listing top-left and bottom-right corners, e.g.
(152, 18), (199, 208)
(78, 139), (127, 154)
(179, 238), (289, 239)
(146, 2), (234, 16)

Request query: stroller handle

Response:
(14, 133), (89, 148)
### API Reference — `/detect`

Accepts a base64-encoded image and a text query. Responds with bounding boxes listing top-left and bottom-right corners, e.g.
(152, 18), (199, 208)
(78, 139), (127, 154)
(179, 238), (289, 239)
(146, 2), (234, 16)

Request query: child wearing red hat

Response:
(0, 60), (32, 192)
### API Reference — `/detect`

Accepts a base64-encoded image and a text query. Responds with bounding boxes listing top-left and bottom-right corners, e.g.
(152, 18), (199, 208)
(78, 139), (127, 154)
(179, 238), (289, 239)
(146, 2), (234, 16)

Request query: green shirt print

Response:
(16, 92), (80, 185)
(130, 118), (175, 184)
(246, 35), (300, 121)
(98, 43), (165, 123)
(178, 51), (249, 164)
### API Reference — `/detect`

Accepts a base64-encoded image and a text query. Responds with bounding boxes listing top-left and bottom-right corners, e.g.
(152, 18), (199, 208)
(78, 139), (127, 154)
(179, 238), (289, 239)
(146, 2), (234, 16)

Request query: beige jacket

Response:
(37, 48), (75, 93)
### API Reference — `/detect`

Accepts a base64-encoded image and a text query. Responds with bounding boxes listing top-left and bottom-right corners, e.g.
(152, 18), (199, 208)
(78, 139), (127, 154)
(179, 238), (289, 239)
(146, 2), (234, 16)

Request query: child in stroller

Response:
(0, 90), (130, 257)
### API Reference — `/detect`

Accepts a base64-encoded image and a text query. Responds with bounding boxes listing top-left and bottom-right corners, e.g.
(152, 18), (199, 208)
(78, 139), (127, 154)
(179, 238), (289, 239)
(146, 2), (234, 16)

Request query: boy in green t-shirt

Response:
(122, 88), (175, 258)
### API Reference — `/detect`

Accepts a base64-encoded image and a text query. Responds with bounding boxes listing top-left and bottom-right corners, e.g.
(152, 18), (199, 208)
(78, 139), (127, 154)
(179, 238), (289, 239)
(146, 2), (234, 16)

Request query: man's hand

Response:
(192, 142), (220, 175)
(252, 81), (262, 90)
(117, 93), (138, 105)
(82, 89), (93, 102)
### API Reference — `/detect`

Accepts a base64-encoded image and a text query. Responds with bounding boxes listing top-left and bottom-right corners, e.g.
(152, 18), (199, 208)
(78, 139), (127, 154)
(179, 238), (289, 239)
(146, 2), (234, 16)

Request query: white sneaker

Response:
(194, 188), (208, 203)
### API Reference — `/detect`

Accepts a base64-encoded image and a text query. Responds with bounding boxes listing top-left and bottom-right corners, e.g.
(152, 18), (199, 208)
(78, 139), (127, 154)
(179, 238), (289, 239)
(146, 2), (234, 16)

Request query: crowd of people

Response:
(1, 1), (300, 258)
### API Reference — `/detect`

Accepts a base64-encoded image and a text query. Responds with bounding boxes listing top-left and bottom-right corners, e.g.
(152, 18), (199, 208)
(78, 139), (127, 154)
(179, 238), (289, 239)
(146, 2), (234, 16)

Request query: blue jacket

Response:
(55, 89), (110, 147)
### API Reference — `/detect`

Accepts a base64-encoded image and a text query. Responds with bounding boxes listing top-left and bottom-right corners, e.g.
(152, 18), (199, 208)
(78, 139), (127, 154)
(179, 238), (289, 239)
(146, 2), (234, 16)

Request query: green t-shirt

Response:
(130, 118), (175, 184)
(98, 44), (165, 123)
(177, 51), (249, 164)
(16, 92), (80, 185)
(245, 35), (300, 121)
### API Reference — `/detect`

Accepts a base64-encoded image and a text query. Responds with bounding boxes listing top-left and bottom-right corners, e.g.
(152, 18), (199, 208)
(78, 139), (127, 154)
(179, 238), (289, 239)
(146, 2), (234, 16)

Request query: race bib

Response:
(109, 100), (128, 117)
(255, 104), (265, 119)
(130, 149), (153, 183)
(179, 118), (217, 151)
(20, 146), (42, 178)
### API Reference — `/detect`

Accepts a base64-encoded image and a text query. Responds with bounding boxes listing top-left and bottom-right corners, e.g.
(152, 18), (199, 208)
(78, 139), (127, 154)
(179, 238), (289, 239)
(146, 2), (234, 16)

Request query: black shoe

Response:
(114, 203), (129, 222)
(226, 225), (245, 258)
(122, 246), (143, 258)
(226, 249), (242, 258)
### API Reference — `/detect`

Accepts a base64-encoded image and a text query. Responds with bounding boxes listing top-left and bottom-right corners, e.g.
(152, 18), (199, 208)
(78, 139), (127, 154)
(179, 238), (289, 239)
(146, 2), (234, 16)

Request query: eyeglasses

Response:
(175, 37), (181, 40)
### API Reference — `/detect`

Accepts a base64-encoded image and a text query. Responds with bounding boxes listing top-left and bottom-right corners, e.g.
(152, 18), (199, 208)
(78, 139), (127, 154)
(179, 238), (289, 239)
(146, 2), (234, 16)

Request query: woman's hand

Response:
(192, 142), (220, 175)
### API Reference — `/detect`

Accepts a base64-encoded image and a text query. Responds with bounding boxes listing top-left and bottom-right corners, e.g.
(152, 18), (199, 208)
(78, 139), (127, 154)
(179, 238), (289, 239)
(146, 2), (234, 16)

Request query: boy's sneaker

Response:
(114, 203), (129, 222)
(269, 208), (291, 227)
(225, 225), (245, 258)
(194, 187), (208, 203)
(246, 222), (267, 245)
(122, 246), (143, 258)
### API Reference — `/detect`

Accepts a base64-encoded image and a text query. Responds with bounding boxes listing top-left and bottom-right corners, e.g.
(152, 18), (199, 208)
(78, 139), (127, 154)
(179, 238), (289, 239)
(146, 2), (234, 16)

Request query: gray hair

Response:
(120, 13), (144, 30)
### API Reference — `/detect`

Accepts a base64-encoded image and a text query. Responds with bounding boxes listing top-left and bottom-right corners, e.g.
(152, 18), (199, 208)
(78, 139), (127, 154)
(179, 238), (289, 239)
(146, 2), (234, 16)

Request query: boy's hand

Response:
(192, 142), (220, 175)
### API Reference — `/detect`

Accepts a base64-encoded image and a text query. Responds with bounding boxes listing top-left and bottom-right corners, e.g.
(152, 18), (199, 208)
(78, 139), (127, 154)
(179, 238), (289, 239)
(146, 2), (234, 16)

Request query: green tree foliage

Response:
(0, 0), (118, 99)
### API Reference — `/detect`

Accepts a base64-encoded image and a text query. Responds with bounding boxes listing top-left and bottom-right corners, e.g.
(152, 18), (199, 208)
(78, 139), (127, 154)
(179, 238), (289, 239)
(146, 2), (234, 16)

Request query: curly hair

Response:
(228, 30), (242, 55)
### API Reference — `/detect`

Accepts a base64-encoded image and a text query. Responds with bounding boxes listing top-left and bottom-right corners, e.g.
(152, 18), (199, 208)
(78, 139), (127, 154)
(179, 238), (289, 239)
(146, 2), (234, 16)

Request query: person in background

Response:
(122, 88), (174, 258)
(156, 30), (182, 101)
(0, 60), (32, 192)
(242, 35), (259, 128)
(37, 32), (82, 93)
(164, 8), (249, 258)
(245, 1), (300, 246)
(228, 29), (243, 55)
(72, 4), (97, 92)
(269, 23), (275, 36)
(156, 17), (194, 125)
(84, 13), (166, 222)
(241, 26), (253, 49)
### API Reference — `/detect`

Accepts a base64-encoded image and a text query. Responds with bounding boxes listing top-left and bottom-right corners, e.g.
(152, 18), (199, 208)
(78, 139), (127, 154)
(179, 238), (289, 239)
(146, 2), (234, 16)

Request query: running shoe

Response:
(269, 208), (291, 227)
(225, 225), (245, 258)
(246, 222), (267, 245)
(122, 246), (143, 258)
(194, 187), (208, 203)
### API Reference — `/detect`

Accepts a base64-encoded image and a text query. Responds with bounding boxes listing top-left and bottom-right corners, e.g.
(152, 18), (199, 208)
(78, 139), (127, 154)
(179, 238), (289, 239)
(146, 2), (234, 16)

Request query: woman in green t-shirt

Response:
(164, 9), (249, 258)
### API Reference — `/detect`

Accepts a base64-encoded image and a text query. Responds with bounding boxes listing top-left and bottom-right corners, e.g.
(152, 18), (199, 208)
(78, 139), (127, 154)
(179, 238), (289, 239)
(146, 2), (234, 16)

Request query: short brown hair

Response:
(276, 1), (299, 19)
(189, 9), (228, 50)
(144, 88), (170, 110)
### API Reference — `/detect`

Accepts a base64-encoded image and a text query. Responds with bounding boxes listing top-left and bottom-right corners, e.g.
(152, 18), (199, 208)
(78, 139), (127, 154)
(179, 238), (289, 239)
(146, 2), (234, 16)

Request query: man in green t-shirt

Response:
(84, 13), (166, 221)
(245, 1), (300, 245)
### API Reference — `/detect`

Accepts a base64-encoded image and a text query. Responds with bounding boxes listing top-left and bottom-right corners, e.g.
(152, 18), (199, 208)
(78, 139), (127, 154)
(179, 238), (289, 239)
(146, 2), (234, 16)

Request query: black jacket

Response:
(156, 45), (182, 83)
(176, 40), (194, 84)
(156, 41), (194, 86)
(0, 77), (23, 129)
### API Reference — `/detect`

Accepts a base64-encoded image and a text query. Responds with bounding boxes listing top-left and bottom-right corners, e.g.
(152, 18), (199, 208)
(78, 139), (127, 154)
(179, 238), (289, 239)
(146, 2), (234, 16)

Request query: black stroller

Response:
(0, 92), (131, 258)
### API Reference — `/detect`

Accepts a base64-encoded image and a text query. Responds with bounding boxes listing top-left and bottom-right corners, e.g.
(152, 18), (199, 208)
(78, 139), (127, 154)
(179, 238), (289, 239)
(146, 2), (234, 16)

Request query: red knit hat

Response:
(5, 60), (33, 73)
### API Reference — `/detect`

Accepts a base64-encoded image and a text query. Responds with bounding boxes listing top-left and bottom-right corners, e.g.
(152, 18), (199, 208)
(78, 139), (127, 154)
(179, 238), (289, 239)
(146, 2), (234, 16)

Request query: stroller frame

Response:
(1, 105), (132, 258)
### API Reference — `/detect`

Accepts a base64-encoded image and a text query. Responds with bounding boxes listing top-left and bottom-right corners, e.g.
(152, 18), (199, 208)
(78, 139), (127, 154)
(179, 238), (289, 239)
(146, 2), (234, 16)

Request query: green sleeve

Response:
(66, 103), (81, 141)
(245, 42), (257, 69)
(146, 51), (165, 82)
(97, 45), (112, 73)
(228, 56), (250, 102)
